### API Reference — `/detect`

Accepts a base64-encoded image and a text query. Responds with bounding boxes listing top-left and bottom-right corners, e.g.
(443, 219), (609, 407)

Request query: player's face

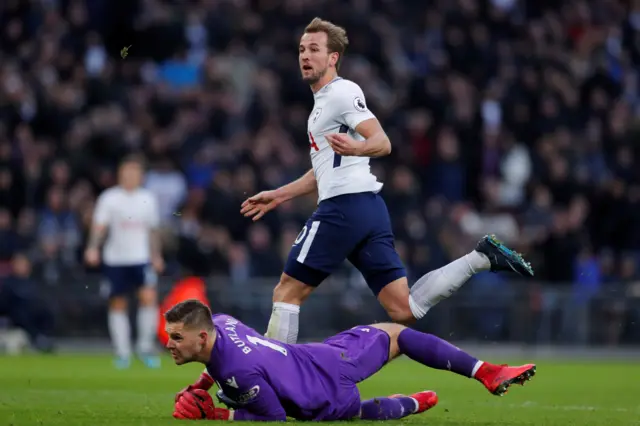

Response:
(165, 322), (207, 365)
(299, 32), (337, 84)
(118, 162), (143, 190)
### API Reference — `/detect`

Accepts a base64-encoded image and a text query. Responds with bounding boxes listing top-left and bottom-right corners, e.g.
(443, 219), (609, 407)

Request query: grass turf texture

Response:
(1, 355), (638, 425)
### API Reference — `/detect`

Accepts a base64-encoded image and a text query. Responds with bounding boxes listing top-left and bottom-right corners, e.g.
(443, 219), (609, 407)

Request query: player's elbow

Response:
(380, 139), (392, 156)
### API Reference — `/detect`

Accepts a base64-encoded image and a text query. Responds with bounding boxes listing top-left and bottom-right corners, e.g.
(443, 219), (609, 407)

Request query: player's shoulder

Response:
(136, 187), (157, 201)
(97, 186), (121, 201)
(332, 78), (365, 96)
(213, 314), (263, 344)
(212, 313), (242, 328)
(100, 186), (120, 196)
(327, 79), (369, 113)
(334, 78), (362, 91)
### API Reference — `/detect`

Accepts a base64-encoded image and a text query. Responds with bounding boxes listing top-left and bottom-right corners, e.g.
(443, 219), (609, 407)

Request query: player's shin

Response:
(108, 309), (131, 359)
(397, 328), (484, 378)
(265, 302), (300, 344)
(359, 397), (417, 420)
(137, 304), (158, 354)
(408, 251), (490, 319)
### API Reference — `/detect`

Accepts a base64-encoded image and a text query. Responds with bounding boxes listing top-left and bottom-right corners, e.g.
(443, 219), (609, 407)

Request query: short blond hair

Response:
(304, 17), (349, 69)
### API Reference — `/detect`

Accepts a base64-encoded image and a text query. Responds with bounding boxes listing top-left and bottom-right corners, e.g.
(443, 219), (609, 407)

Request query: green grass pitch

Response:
(1, 355), (639, 425)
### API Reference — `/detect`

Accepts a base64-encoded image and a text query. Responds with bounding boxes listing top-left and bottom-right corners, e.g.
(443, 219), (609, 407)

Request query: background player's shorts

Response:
(102, 264), (157, 298)
(323, 326), (392, 419)
(284, 192), (406, 295)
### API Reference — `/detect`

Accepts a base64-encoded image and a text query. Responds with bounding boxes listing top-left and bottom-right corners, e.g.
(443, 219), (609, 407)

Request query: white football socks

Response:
(408, 251), (491, 320)
(471, 360), (485, 378)
(108, 310), (131, 359)
(137, 305), (159, 354)
(265, 302), (300, 344)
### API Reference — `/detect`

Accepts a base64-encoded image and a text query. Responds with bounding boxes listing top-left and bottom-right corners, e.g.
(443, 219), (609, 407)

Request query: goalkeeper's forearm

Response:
(274, 169), (316, 201)
(193, 371), (214, 390)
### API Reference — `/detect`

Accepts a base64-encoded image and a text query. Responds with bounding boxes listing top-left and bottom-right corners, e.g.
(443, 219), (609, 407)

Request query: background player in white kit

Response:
(241, 18), (534, 346)
(85, 155), (165, 369)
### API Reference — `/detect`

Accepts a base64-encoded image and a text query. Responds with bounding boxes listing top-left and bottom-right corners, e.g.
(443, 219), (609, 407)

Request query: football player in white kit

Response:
(240, 18), (534, 346)
(85, 155), (165, 369)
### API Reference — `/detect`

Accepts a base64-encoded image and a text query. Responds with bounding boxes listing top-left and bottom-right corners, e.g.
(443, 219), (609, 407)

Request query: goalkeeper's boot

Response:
(113, 356), (131, 369)
(390, 391), (438, 414)
(475, 234), (534, 277)
(474, 362), (536, 396)
(216, 389), (243, 409)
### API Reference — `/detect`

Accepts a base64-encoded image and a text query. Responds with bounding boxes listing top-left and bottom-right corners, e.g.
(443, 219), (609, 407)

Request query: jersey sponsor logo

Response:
(236, 385), (260, 403)
(311, 108), (322, 123)
(353, 96), (367, 112)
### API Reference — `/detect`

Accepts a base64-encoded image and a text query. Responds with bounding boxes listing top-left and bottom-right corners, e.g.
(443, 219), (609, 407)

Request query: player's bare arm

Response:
(149, 228), (165, 272)
(326, 118), (391, 158)
(274, 168), (317, 200)
(241, 168), (317, 221)
(84, 223), (107, 266)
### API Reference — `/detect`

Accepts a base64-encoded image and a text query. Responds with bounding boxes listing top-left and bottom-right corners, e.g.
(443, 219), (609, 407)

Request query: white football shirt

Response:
(307, 77), (383, 202)
(92, 186), (160, 266)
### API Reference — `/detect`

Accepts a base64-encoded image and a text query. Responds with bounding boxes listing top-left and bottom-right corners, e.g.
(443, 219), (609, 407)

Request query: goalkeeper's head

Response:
(165, 299), (215, 365)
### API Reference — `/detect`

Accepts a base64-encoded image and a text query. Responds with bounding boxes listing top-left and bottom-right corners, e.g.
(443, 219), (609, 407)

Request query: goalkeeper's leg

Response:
(360, 391), (438, 420)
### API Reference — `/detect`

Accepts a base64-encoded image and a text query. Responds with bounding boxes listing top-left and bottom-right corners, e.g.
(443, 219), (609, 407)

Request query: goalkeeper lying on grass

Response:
(167, 300), (536, 421)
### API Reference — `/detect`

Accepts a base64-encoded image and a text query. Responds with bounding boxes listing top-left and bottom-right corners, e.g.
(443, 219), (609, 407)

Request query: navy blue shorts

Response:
(284, 192), (406, 295)
(102, 264), (157, 298)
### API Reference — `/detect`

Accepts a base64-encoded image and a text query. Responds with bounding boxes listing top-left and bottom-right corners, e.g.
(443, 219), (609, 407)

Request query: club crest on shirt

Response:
(353, 96), (367, 112)
(311, 108), (322, 123)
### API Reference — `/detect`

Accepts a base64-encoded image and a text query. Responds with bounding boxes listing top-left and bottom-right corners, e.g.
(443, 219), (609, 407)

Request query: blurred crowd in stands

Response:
(1, 0), (640, 344)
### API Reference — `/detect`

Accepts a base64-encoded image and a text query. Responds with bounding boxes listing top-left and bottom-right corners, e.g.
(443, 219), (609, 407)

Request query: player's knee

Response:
(386, 306), (416, 325)
(138, 287), (157, 306)
(109, 296), (128, 311)
(273, 274), (314, 305)
(370, 322), (406, 338)
(370, 323), (406, 360)
(376, 278), (415, 324)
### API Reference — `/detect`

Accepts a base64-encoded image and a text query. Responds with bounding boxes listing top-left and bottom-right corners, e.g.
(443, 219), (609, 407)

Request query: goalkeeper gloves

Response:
(173, 389), (231, 421)
(175, 372), (215, 402)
